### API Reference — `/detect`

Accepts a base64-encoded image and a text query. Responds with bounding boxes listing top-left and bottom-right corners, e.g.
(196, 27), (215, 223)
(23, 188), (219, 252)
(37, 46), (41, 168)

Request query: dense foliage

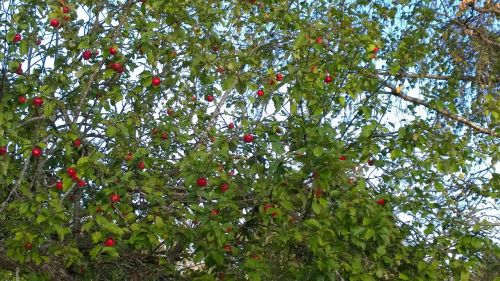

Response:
(0, 0), (499, 280)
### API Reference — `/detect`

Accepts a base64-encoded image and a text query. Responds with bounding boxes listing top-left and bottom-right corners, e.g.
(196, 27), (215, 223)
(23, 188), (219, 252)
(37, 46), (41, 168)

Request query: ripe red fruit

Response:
(264, 203), (272, 212)
(368, 159), (375, 166)
(137, 161), (145, 170)
(376, 198), (385, 206)
(62, 6), (70, 13)
(82, 50), (92, 60)
(196, 177), (208, 187)
(111, 62), (121, 71)
(228, 122), (235, 129)
(220, 182), (229, 193)
(31, 147), (42, 158)
(324, 75), (333, 83)
(110, 193), (120, 203)
(13, 33), (22, 42)
(73, 138), (81, 148)
(24, 242), (33, 250)
(77, 180), (86, 187)
(256, 89), (264, 97)
(206, 95), (214, 102)
(225, 226), (233, 233)
(211, 209), (219, 216)
(18, 96), (27, 104)
(223, 245), (232, 252)
(373, 46), (380, 53)
(242, 133), (254, 143)
(161, 132), (168, 140)
(152, 76), (161, 86)
(271, 211), (278, 218)
(50, 19), (60, 28)
(275, 73), (283, 81)
(104, 237), (116, 247)
(66, 167), (77, 177)
(315, 36), (323, 44)
(35, 39), (41, 45)
(71, 175), (80, 182)
(339, 155), (347, 161)
(0, 146), (7, 156)
(109, 47), (117, 55)
(55, 181), (63, 190)
(32, 97), (43, 107)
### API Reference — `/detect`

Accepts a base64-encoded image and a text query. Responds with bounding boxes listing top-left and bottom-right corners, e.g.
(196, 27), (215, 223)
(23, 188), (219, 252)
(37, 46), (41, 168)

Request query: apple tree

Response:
(0, 0), (499, 280)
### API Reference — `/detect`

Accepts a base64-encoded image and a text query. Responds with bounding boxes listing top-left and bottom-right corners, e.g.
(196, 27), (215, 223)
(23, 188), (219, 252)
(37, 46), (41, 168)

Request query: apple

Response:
(196, 177), (208, 187)
(256, 89), (264, 97)
(77, 180), (86, 187)
(104, 237), (116, 247)
(62, 6), (70, 13)
(13, 33), (22, 43)
(275, 73), (283, 81)
(220, 182), (229, 193)
(35, 39), (41, 45)
(125, 152), (133, 161)
(161, 132), (168, 140)
(315, 36), (323, 44)
(223, 245), (232, 252)
(324, 75), (333, 83)
(0, 146), (7, 156)
(368, 159), (375, 166)
(71, 175), (80, 182)
(211, 209), (219, 216)
(82, 50), (92, 60)
(137, 161), (145, 170)
(67, 167), (77, 177)
(376, 198), (385, 206)
(110, 193), (120, 203)
(55, 181), (63, 190)
(242, 133), (254, 143)
(225, 226), (232, 233)
(206, 95), (214, 102)
(50, 19), (60, 28)
(228, 122), (235, 129)
(73, 138), (81, 148)
(264, 203), (272, 212)
(18, 96), (27, 104)
(373, 46), (379, 53)
(24, 242), (33, 250)
(152, 76), (161, 86)
(109, 47), (117, 55)
(339, 155), (347, 161)
(271, 211), (278, 218)
(31, 147), (42, 158)
(32, 96), (44, 107)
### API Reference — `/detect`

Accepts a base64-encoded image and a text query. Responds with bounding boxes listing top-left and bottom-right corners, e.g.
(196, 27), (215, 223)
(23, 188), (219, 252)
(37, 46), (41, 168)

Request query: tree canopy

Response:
(0, 0), (499, 280)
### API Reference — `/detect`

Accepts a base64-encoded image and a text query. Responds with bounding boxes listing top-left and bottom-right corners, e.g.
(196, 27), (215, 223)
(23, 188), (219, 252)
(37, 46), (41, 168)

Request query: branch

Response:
(376, 70), (499, 82)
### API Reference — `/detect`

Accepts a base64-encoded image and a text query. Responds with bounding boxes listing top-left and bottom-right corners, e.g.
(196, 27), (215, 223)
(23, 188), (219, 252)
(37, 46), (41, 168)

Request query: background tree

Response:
(0, 0), (498, 280)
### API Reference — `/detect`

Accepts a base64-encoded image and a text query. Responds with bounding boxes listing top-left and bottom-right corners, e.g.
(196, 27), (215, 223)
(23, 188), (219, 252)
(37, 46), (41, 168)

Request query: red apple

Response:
(77, 180), (86, 187)
(55, 181), (63, 190)
(256, 89), (264, 97)
(32, 96), (43, 107)
(104, 237), (116, 247)
(376, 198), (385, 206)
(264, 203), (272, 212)
(62, 6), (70, 13)
(275, 73), (283, 81)
(196, 177), (208, 187)
(211, 209), (219, 216)
(228, 122), (235, 129)
(35, 39), (41, 45)
(137, 161), (145, 170)
(31, 147), (42, 158)
(67, 167), (77, 177)
(368, 159), (375, 166)
(242, 133), (254, 143)
(24, 242), (32, 250)
(223, 245), (232, 252)
(271, 211), (278, 218)
(225, 226), (232, 233)
(324, 75), (333, 83)
(73, 138), (81, 148)
(13, 33), (22, 43)
(82, 50), (92, 60)
(161, 132), (168, 140)
(339, 155), (347, 161)
(109, 47), (117, 55)
(0, 146), (7, 156)
(220, 182), (229, 193)
(50, 19), (60, 28)
(315, 36), (323, 44)
(125, 152), (133, 161)
(18, 96), (27, 104)
(206, 95), (214, 102)
(373, 46), (379, 53)
(151, 76), (161, 86)
(110, 193), (120, 203)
